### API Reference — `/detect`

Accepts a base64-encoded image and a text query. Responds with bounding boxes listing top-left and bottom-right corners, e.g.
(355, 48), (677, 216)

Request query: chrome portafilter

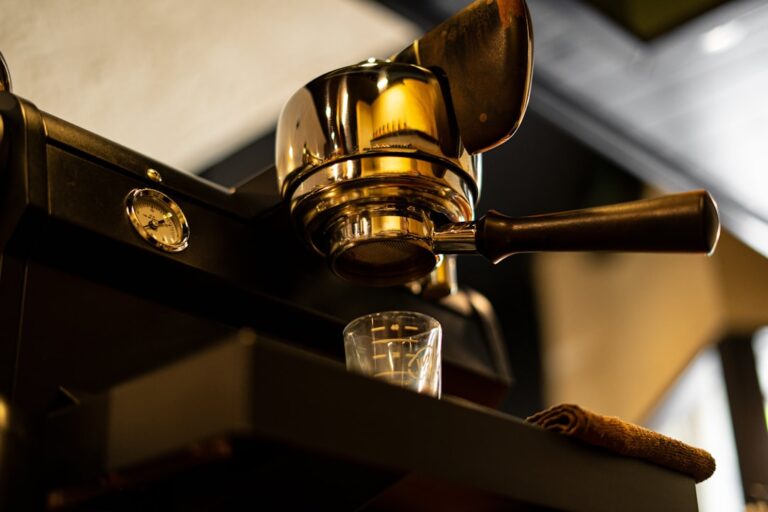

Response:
(318, 189), (720, 287)
(325, 205), (442, 285)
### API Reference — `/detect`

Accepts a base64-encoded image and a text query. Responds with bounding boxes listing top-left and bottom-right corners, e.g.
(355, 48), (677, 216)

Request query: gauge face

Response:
(126, 188), (189, 252)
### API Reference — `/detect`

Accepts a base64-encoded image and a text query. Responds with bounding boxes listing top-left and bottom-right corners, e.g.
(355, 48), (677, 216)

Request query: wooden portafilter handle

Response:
(474, 190), (720, 263)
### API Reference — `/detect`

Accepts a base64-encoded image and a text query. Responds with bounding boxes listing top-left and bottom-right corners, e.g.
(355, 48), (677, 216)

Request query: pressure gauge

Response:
(126, 188), (189, 252)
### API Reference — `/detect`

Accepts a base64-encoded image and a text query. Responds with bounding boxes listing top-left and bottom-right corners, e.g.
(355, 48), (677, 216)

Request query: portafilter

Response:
(275, 0), (720, 286)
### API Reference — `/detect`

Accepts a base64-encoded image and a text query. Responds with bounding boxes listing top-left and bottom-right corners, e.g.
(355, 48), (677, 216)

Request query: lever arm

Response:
(392, 0), (533, 154)
(435, 190), (720, 263)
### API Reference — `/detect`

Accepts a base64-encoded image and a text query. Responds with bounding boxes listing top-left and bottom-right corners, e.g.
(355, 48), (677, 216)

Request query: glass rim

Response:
(343, 310), (440, 336)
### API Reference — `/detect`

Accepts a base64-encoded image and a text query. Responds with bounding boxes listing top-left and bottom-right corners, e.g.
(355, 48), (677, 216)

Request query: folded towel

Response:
(526, 403), (716, 483)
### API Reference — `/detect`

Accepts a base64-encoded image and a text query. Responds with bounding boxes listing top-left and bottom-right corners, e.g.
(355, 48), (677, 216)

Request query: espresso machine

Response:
(0, 1), (718, 510)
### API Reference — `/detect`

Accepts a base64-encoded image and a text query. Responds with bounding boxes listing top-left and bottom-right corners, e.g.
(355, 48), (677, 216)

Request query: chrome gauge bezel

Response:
(126, 188), (190, 253)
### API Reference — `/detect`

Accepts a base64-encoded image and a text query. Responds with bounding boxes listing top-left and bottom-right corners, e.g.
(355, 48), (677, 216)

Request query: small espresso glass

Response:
(343, 311), (441, 397)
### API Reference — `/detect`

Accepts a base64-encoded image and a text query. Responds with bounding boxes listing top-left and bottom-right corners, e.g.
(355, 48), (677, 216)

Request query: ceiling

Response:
(529, 0), (768, 256)
(581, 0), (733, 40)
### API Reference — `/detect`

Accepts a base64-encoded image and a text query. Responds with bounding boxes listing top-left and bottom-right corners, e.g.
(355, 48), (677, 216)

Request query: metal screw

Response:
(146, 168), (162, 183)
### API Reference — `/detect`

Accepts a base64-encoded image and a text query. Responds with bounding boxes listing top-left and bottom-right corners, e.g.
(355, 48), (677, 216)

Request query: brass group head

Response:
(276, 60), (481, 286)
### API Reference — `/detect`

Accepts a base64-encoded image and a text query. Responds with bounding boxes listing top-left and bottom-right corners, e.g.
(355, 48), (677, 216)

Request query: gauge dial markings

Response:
(126, 188), (189, 252)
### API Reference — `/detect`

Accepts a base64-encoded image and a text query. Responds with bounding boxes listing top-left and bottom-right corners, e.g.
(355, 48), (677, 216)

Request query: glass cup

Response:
(343, 311), (442, 397)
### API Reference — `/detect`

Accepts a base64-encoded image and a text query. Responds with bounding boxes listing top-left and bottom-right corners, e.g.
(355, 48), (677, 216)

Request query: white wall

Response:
(0, 0), (417, 173)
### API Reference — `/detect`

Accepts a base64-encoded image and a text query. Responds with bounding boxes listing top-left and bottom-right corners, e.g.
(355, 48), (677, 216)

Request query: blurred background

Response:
(2, 0), (768, 509)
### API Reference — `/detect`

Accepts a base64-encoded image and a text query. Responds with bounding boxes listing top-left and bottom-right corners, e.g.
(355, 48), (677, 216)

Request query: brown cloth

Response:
(526, 404), (716, 483)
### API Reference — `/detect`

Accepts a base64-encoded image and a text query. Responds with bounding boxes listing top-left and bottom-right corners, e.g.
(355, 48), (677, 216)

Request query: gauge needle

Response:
(143, 218), (167, 230)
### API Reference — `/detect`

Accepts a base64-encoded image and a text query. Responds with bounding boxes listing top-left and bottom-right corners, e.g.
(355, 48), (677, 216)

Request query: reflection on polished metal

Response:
(0, 51), (11, 92)
(327, 207), (435, 284)
(433, 223), (479, 254)
(392, 0), (534, 154)
(276, 60), (478, 197)
(420, 255), (459, 299)
(276, 60), (481, 285)
(145, 168), (163, 183)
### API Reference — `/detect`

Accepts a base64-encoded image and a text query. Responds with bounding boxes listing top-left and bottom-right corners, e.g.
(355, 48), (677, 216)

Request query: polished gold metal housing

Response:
(275, 0), (536, 286)
(276, 60), (481, 285)
(126, 188), (190, 253)
(276, 60), (478, 197)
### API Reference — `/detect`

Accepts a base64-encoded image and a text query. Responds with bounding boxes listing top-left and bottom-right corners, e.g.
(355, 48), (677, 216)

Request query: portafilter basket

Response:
(275, 0), (720, 286)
